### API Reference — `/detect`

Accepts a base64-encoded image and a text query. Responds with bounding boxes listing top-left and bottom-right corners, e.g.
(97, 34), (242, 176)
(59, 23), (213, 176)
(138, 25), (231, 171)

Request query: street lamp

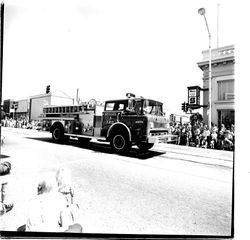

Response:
(198, 8), (212, 130)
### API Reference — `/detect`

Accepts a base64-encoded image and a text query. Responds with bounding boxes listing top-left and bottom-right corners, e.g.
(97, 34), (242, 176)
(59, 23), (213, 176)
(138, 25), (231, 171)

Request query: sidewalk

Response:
(156, 143), (234, 168)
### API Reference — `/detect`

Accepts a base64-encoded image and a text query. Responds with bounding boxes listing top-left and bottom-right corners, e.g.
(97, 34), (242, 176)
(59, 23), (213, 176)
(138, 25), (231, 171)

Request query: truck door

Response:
(101, 100), (127, 137)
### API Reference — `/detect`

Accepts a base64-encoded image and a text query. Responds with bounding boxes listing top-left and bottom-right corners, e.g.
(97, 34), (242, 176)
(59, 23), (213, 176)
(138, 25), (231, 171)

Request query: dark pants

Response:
(0, 162), (11, 176)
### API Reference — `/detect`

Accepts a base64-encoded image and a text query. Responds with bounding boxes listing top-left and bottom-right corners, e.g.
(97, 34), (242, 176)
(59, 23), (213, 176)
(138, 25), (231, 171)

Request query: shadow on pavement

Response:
(25, 137), (165, 160)
(0, 154), (10, 159)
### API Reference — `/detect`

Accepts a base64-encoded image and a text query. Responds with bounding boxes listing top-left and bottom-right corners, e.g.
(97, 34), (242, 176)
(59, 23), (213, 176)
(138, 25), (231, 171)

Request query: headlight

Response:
(149, 122), (154, 129)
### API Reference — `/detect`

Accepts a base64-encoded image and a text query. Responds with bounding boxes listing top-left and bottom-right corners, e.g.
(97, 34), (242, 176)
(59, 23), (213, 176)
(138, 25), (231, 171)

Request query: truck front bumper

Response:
(148, 134), (178, 144)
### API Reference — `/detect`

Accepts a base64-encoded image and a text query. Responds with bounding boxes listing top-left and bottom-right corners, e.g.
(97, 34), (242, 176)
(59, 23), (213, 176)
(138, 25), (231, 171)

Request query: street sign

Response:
(188, 89), (197, 104)
(187, 86), (201, 109)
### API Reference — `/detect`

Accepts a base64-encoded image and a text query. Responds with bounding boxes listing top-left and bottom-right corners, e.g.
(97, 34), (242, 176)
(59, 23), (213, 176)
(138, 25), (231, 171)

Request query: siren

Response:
(126, 93), (135, 98)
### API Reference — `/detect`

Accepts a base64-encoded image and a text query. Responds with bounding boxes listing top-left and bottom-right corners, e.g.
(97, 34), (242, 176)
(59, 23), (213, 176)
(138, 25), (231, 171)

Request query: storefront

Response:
(197, 45), (235, 130)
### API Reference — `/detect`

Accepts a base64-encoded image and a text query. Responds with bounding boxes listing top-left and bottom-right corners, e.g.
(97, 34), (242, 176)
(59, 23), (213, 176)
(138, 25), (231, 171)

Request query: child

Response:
(55, 168), (81, 228)
(210, 127), (218, 149)
(56, 168), (74, 206)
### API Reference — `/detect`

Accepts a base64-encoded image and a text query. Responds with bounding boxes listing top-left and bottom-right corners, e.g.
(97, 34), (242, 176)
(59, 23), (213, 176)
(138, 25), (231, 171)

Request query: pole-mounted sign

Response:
(187, 86), (201, 109)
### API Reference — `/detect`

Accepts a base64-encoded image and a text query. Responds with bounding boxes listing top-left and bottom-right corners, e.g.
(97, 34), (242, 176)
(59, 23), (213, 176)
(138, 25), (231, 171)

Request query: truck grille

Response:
(149, 129), (168, 136)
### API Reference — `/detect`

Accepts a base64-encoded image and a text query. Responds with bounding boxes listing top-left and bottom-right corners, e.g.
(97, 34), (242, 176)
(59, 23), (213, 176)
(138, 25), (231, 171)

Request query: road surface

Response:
(0, 127), (233, 236)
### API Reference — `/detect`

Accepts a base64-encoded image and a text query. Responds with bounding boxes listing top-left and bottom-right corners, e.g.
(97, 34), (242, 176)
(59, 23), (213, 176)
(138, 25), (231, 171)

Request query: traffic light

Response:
(184, 103), (189, 112)
(181, 102), (185, 111)
(13, 101), (18, 110)
(181, 102), (189, 112)
(46, 85), (51, 94)
(170, 114), (174, 122)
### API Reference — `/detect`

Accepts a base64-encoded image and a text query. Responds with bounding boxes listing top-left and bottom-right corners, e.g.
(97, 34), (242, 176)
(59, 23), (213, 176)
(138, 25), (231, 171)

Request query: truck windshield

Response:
(142, 99), (163, 116)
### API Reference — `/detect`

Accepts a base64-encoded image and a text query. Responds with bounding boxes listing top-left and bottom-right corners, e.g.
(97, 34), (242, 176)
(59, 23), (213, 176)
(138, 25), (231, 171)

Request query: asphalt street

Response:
(0, 127), (233, 236)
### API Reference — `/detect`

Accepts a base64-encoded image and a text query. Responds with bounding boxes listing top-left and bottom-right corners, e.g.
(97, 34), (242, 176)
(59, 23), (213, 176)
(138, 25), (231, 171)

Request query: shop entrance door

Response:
(218, 110), (235, 130)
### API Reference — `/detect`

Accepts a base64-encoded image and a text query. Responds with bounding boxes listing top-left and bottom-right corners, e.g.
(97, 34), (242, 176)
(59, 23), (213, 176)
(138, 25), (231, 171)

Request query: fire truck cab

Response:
(41, 94), (169, 153)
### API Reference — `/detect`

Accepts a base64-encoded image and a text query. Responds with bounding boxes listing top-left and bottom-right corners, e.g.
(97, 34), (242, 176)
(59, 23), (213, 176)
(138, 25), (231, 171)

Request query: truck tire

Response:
(137, 142), (154, 152)
(52, 126), (64, 143)
(110, 133), (131, 153)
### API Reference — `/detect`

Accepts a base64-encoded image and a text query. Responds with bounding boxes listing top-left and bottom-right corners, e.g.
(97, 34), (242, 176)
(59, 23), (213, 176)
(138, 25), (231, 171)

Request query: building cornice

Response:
(197, 44), (235, 69)
(197, 56), (235, 67)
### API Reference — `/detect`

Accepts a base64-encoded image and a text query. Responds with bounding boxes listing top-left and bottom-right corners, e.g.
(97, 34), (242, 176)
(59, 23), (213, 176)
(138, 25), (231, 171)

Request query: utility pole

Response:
(76, 88), (79, 104)
(198, 8), (212, 130)
(0, 2), (4, 149)
(217, 3), (220, 48)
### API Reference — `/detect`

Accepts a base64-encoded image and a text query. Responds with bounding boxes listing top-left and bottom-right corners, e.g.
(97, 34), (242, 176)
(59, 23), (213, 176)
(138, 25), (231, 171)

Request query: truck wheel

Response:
(52, 126), (64, 143)
(111, 133), (131, 153)
(137, 142), (154, 152)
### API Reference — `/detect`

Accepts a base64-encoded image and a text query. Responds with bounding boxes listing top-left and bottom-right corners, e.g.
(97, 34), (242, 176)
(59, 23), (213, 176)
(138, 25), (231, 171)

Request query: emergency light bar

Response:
(126, 93), (136, 98)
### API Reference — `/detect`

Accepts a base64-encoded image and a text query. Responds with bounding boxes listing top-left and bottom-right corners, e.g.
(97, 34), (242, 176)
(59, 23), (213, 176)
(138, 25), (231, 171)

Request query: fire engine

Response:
(41, 94), (169, 153)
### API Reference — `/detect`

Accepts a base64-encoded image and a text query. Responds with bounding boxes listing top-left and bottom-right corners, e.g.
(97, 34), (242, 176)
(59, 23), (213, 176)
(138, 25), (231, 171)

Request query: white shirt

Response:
(26, 191), (73, 232)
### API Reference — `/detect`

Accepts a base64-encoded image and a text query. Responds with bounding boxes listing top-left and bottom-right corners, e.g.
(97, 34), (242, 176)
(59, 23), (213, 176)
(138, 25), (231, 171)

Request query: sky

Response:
(2, 0), (236, 115)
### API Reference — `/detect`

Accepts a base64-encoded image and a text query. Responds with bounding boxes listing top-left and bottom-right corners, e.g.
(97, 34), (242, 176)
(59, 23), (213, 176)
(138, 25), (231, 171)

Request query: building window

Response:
(217, 80), (234, 100)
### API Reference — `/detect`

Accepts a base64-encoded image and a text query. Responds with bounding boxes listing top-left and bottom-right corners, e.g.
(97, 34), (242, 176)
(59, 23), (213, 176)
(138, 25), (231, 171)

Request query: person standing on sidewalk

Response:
(0, 161), (14, 215)
(210, 127), (218, 149)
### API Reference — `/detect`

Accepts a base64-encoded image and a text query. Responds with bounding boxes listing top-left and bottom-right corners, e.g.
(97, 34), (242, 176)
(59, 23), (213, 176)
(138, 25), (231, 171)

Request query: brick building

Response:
(2, 99), (29, 119)
(3, 99), (14, 116)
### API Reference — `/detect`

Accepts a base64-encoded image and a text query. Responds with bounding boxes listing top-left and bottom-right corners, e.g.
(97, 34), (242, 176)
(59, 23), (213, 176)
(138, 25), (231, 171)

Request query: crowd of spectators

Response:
(1, 116), (234, 151)
(1, 117), (42, 130)
(169, 121), (234, 151)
